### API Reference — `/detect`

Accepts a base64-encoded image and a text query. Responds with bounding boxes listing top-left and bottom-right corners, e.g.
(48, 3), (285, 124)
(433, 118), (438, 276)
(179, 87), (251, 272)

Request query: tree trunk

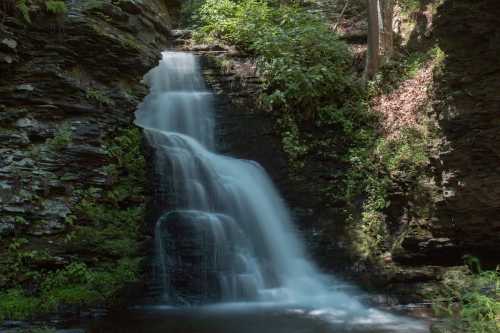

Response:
(364, 0), (394, 80)
(381, 0), (394, 64)
(365, 0), (381, 80)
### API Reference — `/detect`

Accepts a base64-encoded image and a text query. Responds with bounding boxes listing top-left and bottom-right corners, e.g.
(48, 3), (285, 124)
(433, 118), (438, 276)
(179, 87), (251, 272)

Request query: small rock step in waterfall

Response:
(134, 51), (427, 332)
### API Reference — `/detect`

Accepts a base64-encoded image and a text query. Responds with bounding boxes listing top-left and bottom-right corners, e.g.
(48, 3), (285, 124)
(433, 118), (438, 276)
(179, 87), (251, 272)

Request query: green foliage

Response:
(46, 122), (72, 150)
(376, 128), (429, 179)
(70, 127), (145, 258)
(38, 260), (139, 312)
(431, 264), (500, 333)
(66, 213), (141, 257)
(16, 0), (31, 23)
(0, 238), (51, 288)
(86, 88), (115, 107)
(181, 0), (207, 25)
(45, 0), (67, 14)
(0, 259), (140, 321)
(277, 113), (308, 170)
(40, 263), (101, 311)
(13, 0), (68, 22)
(106, 127), (145, 181)
(0, 289), (39, 321)
(195, 0), (356, 117)
(194, 0), (365, 182)
(0, 250), (140, 321)
(342, 128), (430, 257)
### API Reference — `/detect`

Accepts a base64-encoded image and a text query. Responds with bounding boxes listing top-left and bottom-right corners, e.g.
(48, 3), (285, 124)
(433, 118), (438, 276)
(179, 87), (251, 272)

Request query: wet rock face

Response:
(0, 0), (172, 286)
(198, 56), (289, 186)
(432, 0), (500, 262)
(155, 211), (226, 304)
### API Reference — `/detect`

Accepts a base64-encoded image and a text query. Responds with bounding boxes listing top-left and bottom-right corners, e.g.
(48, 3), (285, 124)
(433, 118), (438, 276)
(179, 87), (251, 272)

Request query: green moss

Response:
(67, 127), (145, 259)
(0, 289), (39, 321)
(66, 221), (140, 258)
(0, 238), (51, 289)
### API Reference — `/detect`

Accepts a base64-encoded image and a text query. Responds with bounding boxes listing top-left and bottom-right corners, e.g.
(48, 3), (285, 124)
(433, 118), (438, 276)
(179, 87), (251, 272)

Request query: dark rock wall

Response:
(0, 0), (173, 288)
(431, 0), (500, 263)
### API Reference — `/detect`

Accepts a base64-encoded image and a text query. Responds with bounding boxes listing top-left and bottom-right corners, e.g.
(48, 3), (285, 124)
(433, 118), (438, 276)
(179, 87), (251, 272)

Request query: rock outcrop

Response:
(0, 0), (175, 317)
(431, 0), (500, 263)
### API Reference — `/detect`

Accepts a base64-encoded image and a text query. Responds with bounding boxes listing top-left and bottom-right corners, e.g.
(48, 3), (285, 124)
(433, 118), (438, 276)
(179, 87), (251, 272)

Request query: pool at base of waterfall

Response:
(69, 303), (430, 333)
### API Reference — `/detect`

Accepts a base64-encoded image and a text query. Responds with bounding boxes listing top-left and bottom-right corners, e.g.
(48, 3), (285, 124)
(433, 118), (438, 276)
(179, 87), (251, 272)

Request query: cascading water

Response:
(132, 52), (428, 332)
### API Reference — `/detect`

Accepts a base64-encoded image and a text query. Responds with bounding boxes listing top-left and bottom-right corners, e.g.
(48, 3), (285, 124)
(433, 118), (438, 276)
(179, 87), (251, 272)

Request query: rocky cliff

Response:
(431, 0), (500, 264)
(0, 0), (175, 322)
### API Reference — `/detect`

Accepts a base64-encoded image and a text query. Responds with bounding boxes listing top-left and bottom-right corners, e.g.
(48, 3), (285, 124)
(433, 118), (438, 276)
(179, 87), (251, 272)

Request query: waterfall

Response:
(136, 51), (347, 305)
(131, 51), (429, 332)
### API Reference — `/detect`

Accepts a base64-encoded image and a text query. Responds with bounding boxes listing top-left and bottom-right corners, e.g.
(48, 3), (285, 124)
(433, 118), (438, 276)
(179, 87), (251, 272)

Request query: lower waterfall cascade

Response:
(132, 51), (429, 332)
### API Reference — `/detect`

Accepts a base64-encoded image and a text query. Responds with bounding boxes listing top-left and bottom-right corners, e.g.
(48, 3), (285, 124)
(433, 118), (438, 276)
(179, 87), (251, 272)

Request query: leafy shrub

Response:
(195, 0), (357, 119)
(431, 264), (500, 333)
